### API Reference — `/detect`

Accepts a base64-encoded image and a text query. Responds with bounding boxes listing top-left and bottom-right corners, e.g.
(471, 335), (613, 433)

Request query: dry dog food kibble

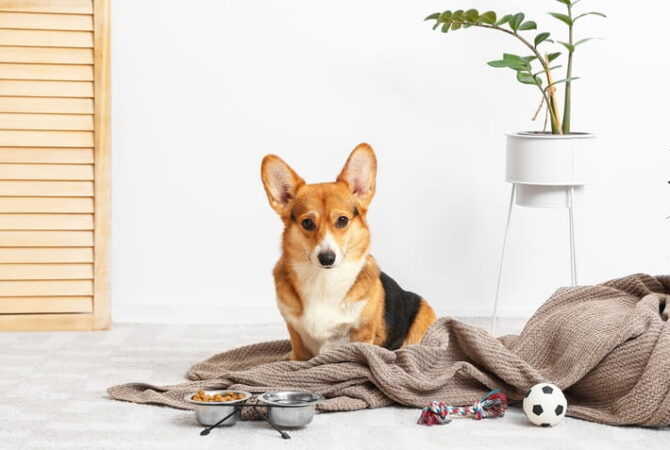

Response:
(191, 390), (245, 403)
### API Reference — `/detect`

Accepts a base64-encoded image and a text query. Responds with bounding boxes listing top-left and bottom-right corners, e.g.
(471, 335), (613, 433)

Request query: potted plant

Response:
(425, 1), (606, 207)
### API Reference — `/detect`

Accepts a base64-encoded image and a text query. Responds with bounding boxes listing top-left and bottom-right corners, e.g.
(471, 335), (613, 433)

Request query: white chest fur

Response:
(279, 258), (367, 356)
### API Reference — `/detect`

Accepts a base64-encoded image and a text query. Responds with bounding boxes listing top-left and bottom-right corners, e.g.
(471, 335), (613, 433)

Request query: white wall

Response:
(111, 0), (670, 324)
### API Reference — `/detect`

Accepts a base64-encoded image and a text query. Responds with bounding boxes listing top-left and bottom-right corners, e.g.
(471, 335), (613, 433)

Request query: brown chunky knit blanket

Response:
(107, 274), (670, 426)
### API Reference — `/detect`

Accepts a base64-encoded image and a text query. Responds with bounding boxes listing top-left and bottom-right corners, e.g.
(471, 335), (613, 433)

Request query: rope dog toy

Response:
(417, 390), (508, 425)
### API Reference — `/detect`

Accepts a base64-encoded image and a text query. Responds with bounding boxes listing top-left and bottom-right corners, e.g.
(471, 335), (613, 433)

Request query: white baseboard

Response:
(112, 302), (285, 325)
(112, 302), (535, 325)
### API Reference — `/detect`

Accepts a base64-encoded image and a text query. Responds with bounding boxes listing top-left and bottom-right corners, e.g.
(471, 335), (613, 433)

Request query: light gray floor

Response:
(0, 319), (668, 449)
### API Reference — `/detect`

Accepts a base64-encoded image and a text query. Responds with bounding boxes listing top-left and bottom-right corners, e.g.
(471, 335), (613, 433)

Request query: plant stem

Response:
(538, 85), (559, 131)
(463, 22), (562, 133)
(542, 73), (562, 135)
(562, 4), (574, 134)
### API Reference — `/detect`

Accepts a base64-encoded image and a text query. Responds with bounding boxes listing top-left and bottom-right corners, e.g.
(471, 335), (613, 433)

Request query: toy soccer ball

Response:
(522, 383), (567, 427)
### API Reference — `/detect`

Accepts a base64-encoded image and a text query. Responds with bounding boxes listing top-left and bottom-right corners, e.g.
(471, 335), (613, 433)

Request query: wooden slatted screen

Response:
(0, 0), (109, 331)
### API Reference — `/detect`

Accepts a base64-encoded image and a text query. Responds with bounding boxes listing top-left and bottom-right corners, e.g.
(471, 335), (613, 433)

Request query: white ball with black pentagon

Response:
(522, 382), (567, 427)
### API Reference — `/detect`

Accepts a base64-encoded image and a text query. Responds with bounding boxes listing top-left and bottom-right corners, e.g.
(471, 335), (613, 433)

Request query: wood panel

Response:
(0, 0), (108, 331)
(0, 12), (93, 30)
(0, 0), (93, 14)
(0, 296), (92, 313)
(0, 247), (92, 262)
(0, 63), (93, 80)
(0, 163), (93, 179)
(0, 130), (93, 147)
(0, 197), (93, 212)
(0, 113), (93, 130)
(0, 279), (92, 296)
(0, 97), (93, 113)
(0, 263), (92, 280)
(0, 230), (93, 246)
(0, 180), (93, 196)
(0, 213), (93, 229)
(0, 29), (93, 48)
(0, 46), (93, 64)
(92, 0), (109, 329)
(0, 313), (94, 331)
(0, 80), (93, 97)
(0, 148), (93, 163)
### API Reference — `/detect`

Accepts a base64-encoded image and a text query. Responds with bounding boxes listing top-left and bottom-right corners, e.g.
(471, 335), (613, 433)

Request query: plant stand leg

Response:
(567, 186), (577, 286)
(491, 183), (516, 335)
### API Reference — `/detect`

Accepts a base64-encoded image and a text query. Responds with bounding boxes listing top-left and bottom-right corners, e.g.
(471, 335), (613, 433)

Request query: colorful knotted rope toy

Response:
(417, 390), (508, 425)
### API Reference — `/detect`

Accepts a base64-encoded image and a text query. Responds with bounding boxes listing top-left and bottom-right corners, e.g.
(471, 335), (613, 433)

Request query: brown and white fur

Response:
(261, 143), (436, 361)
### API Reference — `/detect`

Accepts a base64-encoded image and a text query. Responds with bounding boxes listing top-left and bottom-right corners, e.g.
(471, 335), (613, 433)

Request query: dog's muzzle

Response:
(317, 251), (336, 268)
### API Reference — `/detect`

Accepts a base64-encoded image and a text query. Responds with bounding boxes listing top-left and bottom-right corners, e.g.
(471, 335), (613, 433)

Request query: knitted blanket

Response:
(107, 274), (670, 426)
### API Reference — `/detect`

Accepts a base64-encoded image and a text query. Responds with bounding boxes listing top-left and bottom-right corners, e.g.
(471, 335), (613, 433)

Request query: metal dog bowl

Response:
(258, 391), (324, 427)
(185, 390), (252, 427)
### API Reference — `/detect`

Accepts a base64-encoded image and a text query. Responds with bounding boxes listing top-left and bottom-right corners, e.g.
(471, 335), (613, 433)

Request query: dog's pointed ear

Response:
(261, 155), (305, 215)
(337, 143), (377, 208)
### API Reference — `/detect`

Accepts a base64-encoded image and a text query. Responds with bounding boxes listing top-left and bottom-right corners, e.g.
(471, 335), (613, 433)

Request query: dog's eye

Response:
(301, 218), (316, 231)
(335, 216), (349, 228)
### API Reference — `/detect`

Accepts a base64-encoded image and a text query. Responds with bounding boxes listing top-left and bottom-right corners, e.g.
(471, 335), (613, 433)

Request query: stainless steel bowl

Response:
(185, 390), (252, 427)
(258, 391), (324, 428)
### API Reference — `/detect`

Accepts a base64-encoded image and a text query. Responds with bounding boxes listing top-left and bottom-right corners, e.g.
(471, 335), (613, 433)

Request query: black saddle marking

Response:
(380, 272), (422, 350)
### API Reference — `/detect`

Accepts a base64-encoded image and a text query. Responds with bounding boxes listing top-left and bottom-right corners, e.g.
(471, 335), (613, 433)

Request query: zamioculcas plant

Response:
(425, 1), (605, 134)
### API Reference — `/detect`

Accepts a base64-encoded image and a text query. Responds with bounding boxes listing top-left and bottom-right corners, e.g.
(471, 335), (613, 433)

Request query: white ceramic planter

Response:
(506, 132), (595, 208)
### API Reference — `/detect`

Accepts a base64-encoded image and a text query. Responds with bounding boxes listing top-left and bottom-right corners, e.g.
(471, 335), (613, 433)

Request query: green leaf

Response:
(547, 76), (580, 88)
(549, 12), (573, 26)
(501, 53), (531, 71)
(503, 53), (526, 63)
(516, 71), (538, 85)
(547, 52), (562, 62)
(464, 9), (479, 22)
(449, 9), (463, 29)
(555, 0), (572, 5)
(478, 11), (497, 25)
(437, 10), (452, 23)
(534, 32), (551, 46)
(424, 12), (441, 21)
(518, 21), (537, 31)
(492, 63), (529, 71)
(558, 41), (575, 52)
(487, 59), (510, 68)
(574, 37), (599, 47)
(441, 22), (450, 33)
(509, 12), (525, 31)
(487, 54), (530, 71)
(574, 11), (607, 21)
(495, 14), (512, 26)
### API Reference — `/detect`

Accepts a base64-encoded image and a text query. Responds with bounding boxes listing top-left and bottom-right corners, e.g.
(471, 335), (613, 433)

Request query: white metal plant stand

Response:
(490, 132), (595, 334)
(490, 183), (578, 334)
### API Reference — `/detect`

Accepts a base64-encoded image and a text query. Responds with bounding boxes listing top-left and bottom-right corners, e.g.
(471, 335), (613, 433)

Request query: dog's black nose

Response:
(317, 251), (336, 267)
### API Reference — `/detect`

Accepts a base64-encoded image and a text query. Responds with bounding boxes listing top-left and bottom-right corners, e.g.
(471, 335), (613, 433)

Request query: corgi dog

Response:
(261, 143), (437, 361)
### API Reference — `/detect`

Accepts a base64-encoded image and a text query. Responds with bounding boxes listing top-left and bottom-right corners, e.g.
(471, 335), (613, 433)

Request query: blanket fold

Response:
(107, 273), (670, 426)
